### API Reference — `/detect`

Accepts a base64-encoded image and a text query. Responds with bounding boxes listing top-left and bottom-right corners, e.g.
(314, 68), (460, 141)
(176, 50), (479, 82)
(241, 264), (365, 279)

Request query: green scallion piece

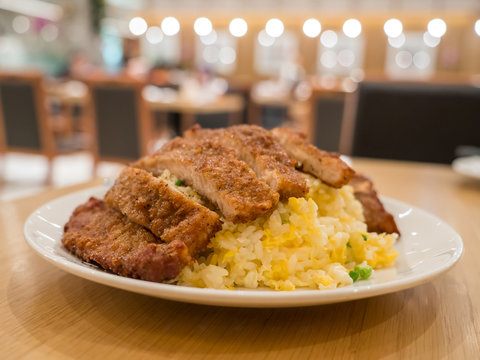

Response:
(346, 242), (352, 248)
(362, 234), (368, 241)
(349, 270), (359, 282)
(175, 180), (184, 186)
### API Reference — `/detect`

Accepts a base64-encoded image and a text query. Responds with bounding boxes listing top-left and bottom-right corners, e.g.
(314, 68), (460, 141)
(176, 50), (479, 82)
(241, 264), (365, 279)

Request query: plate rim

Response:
(24, 185), (464, 307)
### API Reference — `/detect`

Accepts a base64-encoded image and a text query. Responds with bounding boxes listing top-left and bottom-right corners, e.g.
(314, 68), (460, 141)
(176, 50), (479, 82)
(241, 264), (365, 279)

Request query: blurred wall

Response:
(133, 10), (480, 81)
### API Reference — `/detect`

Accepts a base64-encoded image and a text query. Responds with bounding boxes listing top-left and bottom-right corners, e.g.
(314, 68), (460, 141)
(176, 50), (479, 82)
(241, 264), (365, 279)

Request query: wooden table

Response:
(147, 94), (244, 133)
(1, 158), (479, 359)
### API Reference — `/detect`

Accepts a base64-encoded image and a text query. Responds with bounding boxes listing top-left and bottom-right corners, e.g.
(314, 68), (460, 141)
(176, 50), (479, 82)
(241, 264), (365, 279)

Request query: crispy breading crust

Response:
(62, 197), (192, 282)
(105, 167), (222, 256)
(134, 138), (279, 223)
(185, 124), (308, 200)
(271, 127), (355, 188)
(349, 174), (400, 235)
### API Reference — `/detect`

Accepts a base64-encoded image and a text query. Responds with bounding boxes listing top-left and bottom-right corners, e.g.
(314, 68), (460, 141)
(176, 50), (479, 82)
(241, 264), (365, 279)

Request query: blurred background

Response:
(1, 0), (480, 200)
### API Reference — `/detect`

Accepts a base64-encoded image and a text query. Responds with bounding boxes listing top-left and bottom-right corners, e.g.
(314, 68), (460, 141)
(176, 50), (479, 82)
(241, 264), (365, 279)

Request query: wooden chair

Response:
(0, 71), (56, 183)
(84, 75), (154, 174)
(339, 81), (480, 164)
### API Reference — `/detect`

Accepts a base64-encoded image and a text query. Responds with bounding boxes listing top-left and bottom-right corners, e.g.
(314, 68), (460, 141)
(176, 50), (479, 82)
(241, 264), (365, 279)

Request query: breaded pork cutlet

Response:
(271, 127), (355, 188)
(185, 124), (308, 200)
(105, 167), (222, 256)
(62, 197), (191, 282)
(134, 138), (279, 223)
(349, 174), (400, 235)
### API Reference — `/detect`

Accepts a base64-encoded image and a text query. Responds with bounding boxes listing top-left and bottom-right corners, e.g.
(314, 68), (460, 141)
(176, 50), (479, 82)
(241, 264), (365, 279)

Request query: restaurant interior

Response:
(2, 1), (480, 358)
(0, 0), (479, 200)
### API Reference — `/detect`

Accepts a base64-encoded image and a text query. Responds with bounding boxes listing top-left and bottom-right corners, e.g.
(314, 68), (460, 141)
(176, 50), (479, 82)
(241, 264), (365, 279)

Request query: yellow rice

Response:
(177, 173), (398, 291)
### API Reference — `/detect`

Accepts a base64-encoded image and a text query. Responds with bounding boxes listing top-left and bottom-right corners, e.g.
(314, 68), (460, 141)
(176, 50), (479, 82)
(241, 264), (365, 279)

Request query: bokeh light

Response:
(388, 33), (406, 48)
(475, 19), (480, 37)
(265, 18), (284, 38)
(145, 26), (163, 44)
(229, 18), (248, 37)
(161, 17), (180, 36)
(343, 19), (362, 38)
(320, 30), (338, 48)
(129, 17), (147, 36)
(395, 50), (413, 69)
(194, 17), (213, 36)
(219, 47), (237, 65)
(200, 30), (217, 45)
(384, 19), (403, 38)
(41, 23), (58, 42)
(423, 32), (441, 47)
(258, 30), (275, 47)
(12, 16), (30, 34)
(303, 18), (321, 38)
(427, 18), (447, 38)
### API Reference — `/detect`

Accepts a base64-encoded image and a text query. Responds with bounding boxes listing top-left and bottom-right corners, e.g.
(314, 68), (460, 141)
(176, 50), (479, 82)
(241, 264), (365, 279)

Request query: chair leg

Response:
(92, 157), (98, 178)
(0, 153), (5, 186)
(45, 156), (54, 186)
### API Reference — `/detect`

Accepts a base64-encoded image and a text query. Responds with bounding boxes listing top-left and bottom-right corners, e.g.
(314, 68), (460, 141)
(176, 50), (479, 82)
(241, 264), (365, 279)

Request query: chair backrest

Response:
(340, 81), (480, 163)
(196, 113), (231, 129)
(0, 71), (54, 157)
(311, 91), (345, 152)
(260, 105), (288, 129)
(85, 76), (152, 163)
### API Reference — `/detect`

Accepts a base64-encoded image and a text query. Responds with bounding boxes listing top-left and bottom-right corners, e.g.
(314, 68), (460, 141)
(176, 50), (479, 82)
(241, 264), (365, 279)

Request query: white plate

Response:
(24, 186), (463, 308)
(452, 156), (480, 180)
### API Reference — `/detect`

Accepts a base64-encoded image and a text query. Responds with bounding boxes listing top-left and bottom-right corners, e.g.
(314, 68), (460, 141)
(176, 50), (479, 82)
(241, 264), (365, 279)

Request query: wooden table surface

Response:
(146, 93), (244, 115)
(1, 158), (479, 359)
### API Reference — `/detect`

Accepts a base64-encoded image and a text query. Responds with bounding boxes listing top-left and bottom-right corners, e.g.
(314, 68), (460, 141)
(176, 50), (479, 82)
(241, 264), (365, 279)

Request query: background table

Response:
(147, 93), (244, 132)
(1, 158), (479, 359)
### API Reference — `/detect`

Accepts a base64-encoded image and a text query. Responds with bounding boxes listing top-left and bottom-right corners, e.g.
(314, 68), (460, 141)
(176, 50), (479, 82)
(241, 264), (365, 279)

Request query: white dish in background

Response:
(24, 186), (463, 308)
(452, 156), (480, 180)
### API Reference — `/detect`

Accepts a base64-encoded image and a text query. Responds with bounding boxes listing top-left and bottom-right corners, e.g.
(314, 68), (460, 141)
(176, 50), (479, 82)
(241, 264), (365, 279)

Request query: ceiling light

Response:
(229, 18), (248, 37)
(384, 18), (403, 38)
(265, 18), (284, 38)
(427, 18), (447, 38)
(194, 17), (213, 37)
(303, 18), (321, 38)
(343, 18), (362, 38)
(129, 17), (147, 36)
(161, 16), (180, 36)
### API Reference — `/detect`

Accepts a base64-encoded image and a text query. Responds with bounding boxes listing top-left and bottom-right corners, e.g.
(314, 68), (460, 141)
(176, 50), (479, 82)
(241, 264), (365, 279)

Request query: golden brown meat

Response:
(105, 167), (222, 256)
(185, 124), (308, 200)
(134, 138), (279, 223)
(62, 197), (191, 282)
(271, 127), (355, 188)
(349, 174), (400, 235)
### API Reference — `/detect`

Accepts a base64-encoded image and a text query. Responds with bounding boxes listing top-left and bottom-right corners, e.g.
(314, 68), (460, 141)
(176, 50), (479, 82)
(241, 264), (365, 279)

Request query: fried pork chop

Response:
(134, 138), (279, 223)
(271, 127), (355, 188)
(185, 124), (308, 200)
(62, 197), (191, 282)
(105, 167), (222, 256)
(349, 174), (400, 234)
